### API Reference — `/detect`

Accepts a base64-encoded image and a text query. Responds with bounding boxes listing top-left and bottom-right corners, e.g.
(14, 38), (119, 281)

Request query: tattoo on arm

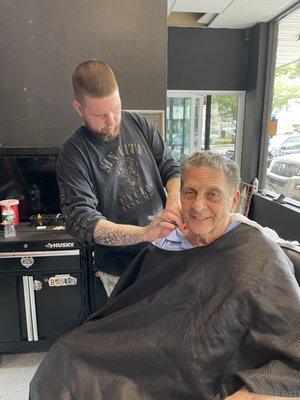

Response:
(93, 220), (144, 246)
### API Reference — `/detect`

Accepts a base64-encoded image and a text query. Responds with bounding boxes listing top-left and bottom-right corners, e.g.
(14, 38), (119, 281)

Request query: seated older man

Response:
(30, 151), (300, 400)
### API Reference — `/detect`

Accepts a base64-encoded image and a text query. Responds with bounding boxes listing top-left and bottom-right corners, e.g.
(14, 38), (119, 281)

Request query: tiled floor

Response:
(0, 352), (46, 400)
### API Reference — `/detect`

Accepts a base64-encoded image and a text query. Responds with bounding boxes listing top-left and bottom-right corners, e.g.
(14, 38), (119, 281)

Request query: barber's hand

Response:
(165, 196), (184, 226)
(141, 209), (183, 243)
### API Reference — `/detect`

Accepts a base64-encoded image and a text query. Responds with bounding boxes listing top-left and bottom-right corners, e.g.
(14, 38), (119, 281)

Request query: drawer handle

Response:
(34, 280), (43, 291)
(21, 256), (34, 268)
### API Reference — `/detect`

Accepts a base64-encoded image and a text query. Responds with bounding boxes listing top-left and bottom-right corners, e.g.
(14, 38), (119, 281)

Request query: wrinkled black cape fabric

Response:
(30, 224), (300, 400)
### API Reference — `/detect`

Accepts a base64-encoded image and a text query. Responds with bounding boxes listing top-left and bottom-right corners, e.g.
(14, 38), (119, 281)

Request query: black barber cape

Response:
(30, 224), (300, 400)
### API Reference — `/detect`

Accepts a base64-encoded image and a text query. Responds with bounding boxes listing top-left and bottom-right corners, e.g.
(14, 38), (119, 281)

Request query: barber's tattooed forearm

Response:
(93, 221), (143, 246)
(94, 228), (142, 246)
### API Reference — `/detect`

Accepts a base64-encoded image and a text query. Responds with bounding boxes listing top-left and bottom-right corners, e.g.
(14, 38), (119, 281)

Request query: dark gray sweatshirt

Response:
(57, 111), (180, 273)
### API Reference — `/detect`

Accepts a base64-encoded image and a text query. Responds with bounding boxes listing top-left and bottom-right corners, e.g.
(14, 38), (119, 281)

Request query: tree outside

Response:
(272, 60), (300, 134)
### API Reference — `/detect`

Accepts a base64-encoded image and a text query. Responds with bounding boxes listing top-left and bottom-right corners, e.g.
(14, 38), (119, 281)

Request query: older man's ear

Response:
(231, 190), (241, 213)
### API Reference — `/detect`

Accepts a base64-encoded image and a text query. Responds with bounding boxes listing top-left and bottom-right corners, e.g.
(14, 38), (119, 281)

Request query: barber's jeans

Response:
(97, 271), (120, 297)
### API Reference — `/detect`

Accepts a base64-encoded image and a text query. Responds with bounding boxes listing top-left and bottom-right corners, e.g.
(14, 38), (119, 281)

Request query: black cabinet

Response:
(0, 274), (21, 343)
(0, 226), (87, 353)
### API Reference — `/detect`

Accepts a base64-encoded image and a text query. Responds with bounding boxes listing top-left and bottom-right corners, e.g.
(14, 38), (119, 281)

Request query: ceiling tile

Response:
(170, 0), (300, 30)
(173, 0), (232, 13)
(224, 0), (298, 16)
(209, 13), (262, 28)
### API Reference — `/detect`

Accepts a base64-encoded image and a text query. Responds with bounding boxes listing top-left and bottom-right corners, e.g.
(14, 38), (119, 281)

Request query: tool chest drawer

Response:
(0, 250), (80, 273)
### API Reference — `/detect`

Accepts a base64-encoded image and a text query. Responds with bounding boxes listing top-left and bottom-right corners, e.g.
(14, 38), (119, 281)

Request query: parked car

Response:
(268, 134), (300, 164)
(225, 149), (235, 160)
(266, 153), (300, 201)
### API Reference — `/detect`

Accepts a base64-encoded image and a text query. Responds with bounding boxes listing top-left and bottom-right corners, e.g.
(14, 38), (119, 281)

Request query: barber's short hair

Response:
(180, 151), (241, 191)
(72, 59), (118, 101)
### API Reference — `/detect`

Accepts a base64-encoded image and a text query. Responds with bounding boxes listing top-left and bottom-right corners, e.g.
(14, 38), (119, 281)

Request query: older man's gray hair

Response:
(180, 151), (241, 191)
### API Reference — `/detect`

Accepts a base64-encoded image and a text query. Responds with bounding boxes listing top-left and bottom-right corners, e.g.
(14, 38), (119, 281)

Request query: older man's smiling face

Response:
(180, 166), (240, 245)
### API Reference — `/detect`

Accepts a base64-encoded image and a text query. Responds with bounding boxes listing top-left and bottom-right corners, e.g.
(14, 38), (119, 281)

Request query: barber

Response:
(57, 59), (182, 296)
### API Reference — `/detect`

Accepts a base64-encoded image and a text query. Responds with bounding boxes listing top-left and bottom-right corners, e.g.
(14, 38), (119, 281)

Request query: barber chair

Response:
(280, 243), (300, 285)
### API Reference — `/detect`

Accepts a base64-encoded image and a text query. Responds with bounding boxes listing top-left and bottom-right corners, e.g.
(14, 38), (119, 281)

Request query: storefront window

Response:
(264, 8), (300, 205)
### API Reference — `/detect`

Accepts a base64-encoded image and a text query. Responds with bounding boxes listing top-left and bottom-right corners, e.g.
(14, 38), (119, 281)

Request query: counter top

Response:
(0, 223), (80, 252)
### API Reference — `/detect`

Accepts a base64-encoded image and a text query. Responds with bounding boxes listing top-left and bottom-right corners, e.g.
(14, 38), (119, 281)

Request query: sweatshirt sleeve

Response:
(132, 113), (180, 186)
(57, 140), (106, 243)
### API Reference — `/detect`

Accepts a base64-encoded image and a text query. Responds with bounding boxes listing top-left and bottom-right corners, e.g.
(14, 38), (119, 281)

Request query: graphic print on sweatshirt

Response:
(99, 143), (156, 213)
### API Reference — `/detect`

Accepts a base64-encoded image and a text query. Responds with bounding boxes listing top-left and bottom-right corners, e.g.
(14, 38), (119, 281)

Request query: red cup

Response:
(0, 199), (20, 227)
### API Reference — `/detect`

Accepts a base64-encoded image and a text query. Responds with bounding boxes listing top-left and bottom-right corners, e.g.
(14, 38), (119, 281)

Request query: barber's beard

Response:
(85, 122), (120, 142)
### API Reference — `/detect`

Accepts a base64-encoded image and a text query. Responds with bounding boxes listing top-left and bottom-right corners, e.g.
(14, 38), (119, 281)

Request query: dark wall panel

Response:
(249, 194), (300, 242)
(240, 23), (269, 183)
(0, 0), (167, 147)
(168, 27), (248, 91)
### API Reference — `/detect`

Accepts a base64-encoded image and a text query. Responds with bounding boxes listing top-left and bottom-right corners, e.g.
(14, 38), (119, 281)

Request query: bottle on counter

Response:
(2, 205), (16, 238)
(252, 178), (259, 193)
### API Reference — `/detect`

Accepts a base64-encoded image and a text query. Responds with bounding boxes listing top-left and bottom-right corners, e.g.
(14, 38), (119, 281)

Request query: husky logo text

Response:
(45, 242), (75, 249)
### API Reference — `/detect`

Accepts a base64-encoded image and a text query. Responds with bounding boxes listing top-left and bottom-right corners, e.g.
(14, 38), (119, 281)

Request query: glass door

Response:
(166, 97), (191, 162)
(209, 94), (241, 162)
(166, 90), (245, 166)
